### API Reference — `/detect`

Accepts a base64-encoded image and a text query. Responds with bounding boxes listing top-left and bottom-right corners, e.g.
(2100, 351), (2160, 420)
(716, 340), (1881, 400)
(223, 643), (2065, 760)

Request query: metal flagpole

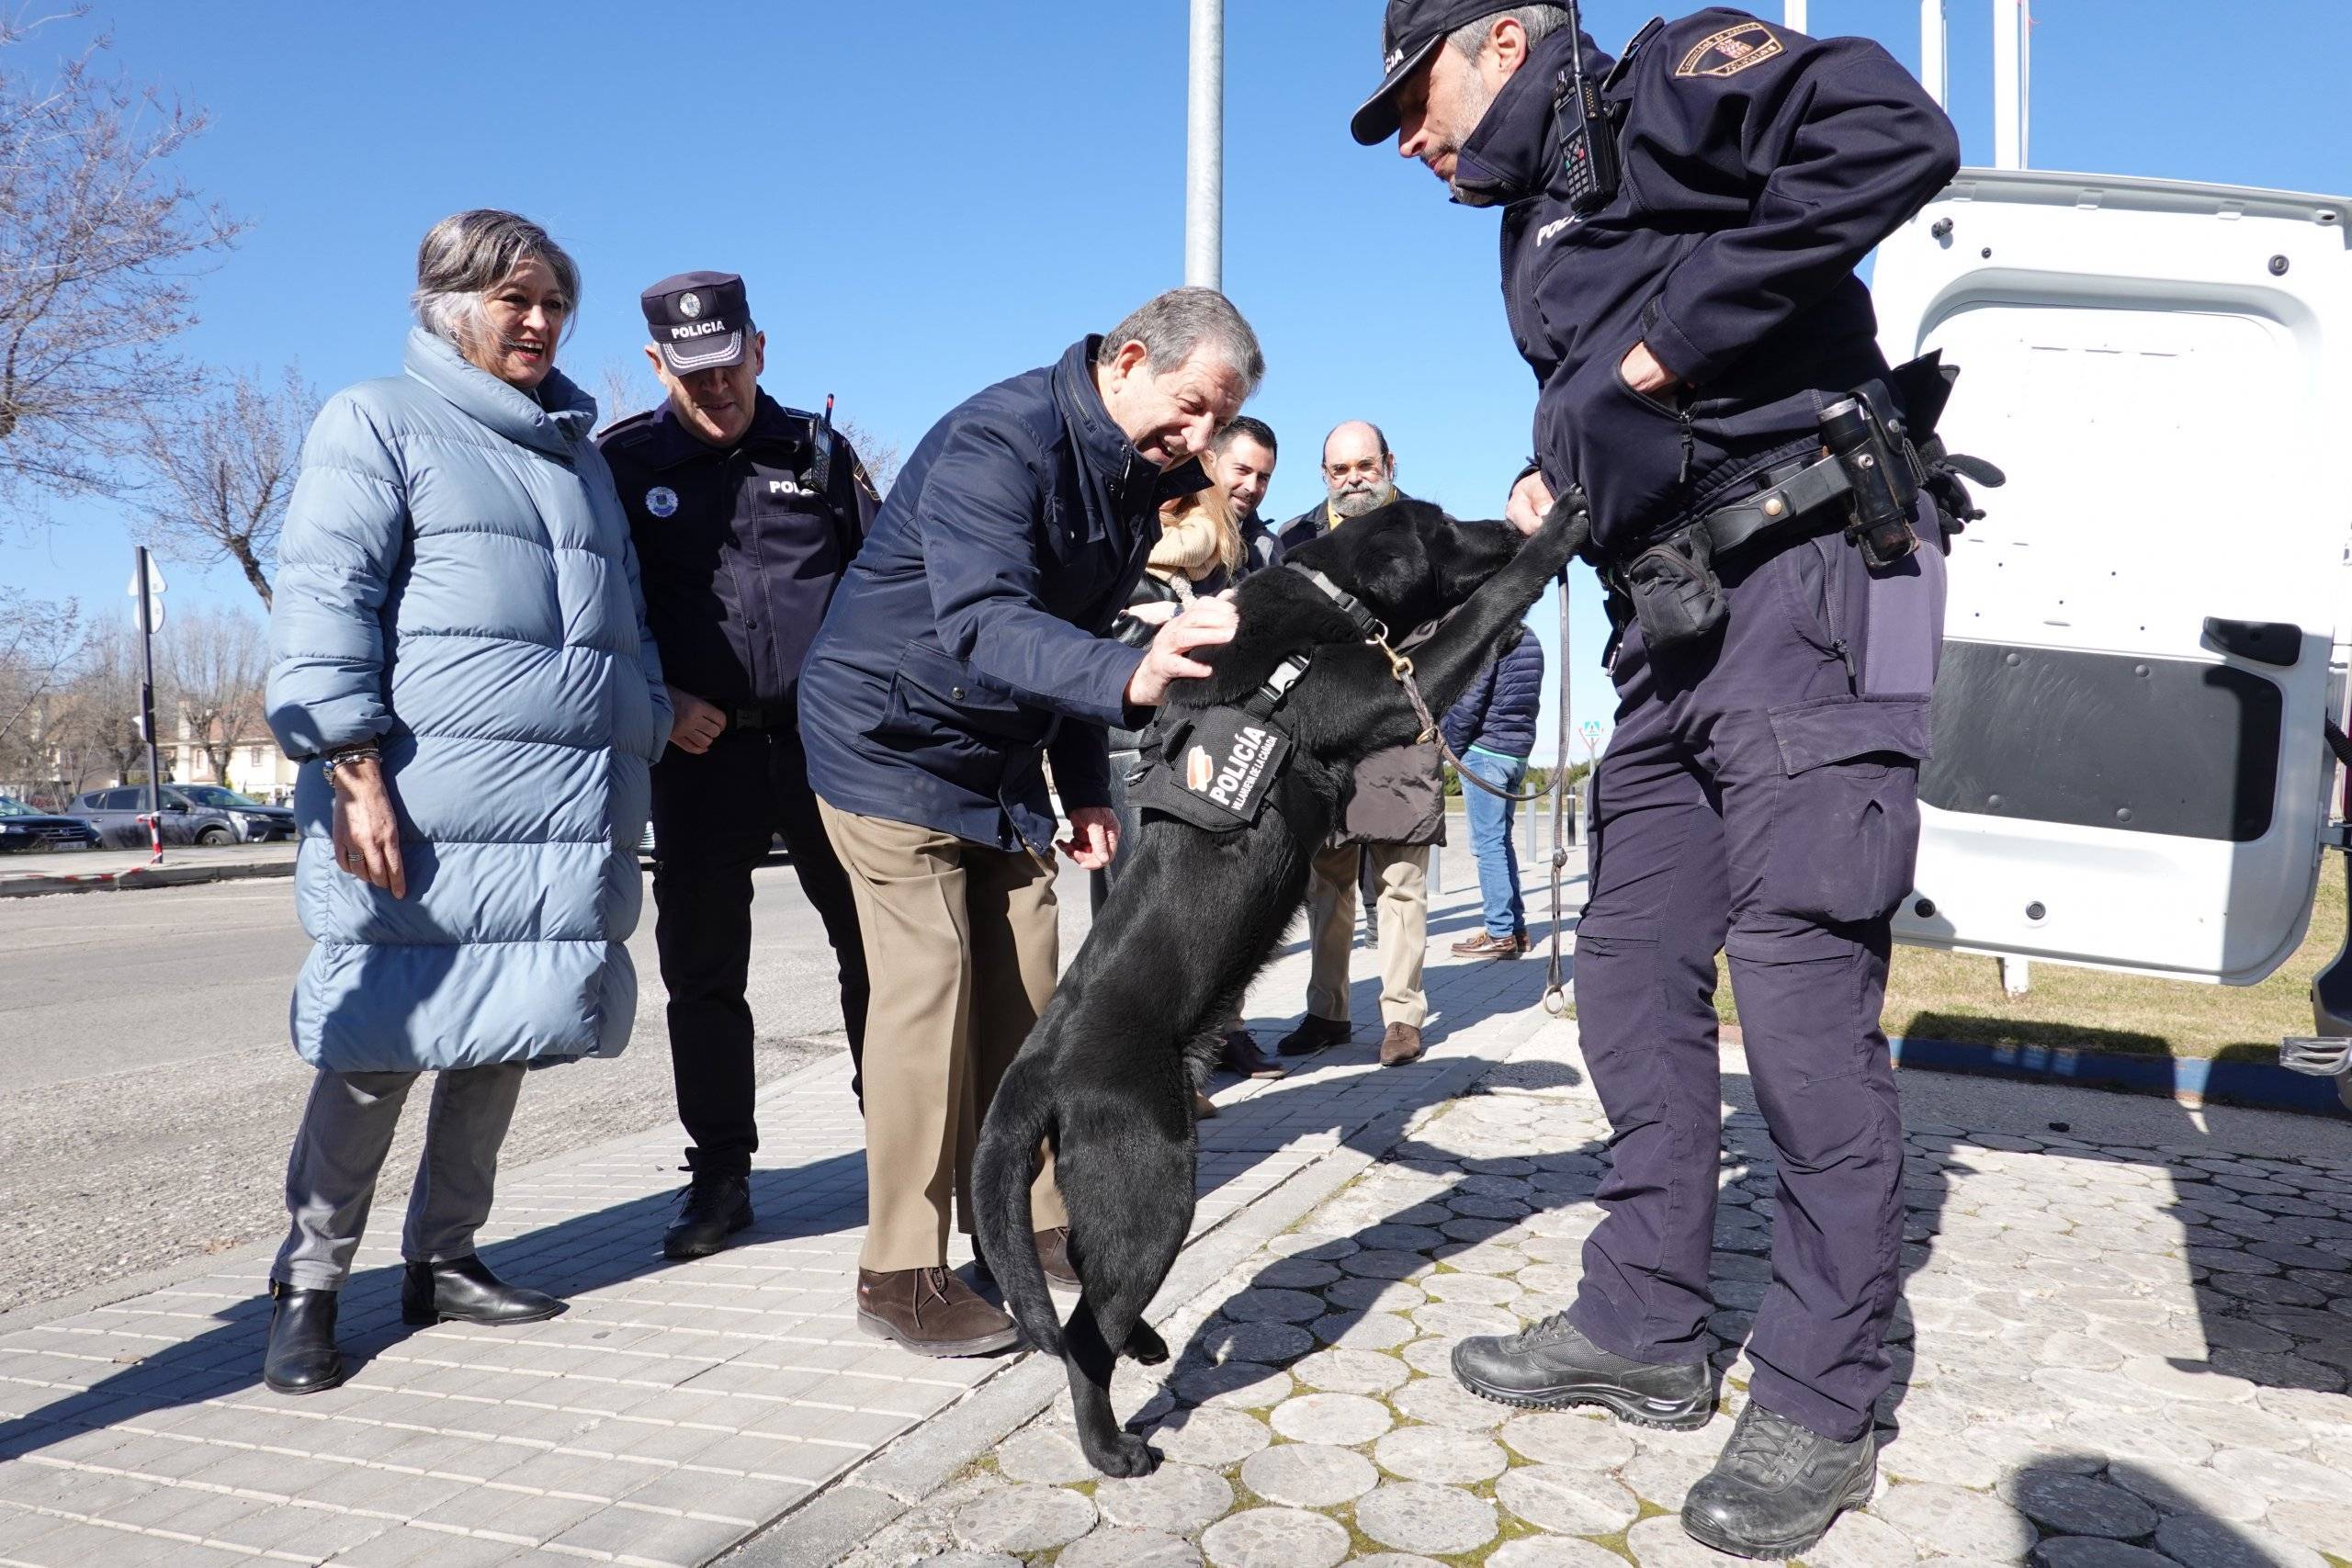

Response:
(134, 547), (164, 861)
(1919, 0), (1949, 107)
(1185, 0), (1224, 289)
(1782, 0), (1807, 32)
(1993, 0), (2024, 170)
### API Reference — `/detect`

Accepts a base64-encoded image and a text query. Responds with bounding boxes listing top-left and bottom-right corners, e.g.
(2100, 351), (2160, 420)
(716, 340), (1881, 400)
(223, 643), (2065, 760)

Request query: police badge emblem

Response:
(677, 292), (701, 319)
(646, 486), (680, 518)
(1676, 21), (1782, 78)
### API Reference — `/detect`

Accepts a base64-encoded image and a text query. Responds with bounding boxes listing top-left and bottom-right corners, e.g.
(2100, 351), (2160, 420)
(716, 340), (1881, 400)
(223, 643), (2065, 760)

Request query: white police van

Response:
(1869, 167), (2352, 1108)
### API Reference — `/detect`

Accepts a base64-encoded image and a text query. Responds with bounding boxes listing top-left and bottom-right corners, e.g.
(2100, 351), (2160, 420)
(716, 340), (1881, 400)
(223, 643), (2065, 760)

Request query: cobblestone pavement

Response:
(827, 1029), (2352, 1568)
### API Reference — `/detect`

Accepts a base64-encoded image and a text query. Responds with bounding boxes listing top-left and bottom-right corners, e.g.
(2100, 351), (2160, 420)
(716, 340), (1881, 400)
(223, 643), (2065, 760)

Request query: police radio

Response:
(1555, 5), (1621, 215)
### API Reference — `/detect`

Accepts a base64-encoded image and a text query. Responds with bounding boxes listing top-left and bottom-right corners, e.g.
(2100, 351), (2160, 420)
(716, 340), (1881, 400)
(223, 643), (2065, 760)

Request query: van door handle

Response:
(2201, 617), (2301, 669)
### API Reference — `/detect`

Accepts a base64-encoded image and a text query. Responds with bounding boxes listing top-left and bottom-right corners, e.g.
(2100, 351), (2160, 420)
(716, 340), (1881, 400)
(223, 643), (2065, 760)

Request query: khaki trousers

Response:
(818, 800), (1068, 1270)
(1305, 841), (1430, 1030)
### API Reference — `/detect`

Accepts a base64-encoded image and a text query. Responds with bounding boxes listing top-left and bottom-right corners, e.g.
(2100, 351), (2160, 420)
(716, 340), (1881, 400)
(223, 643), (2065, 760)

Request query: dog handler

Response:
(1351, 4), (1984, 1555)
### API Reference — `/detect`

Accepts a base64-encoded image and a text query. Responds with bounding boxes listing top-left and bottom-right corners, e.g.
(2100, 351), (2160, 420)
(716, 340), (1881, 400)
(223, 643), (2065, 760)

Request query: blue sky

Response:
(5, 1), (2346, 753)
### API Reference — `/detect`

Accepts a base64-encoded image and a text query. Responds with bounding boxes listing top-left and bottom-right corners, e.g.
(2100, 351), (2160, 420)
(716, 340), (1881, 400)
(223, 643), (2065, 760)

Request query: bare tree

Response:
(0, 15), (243, 530)
(128, 365), (312, 608)
(0, 588), (83, 760)
(835, 416), (900, 497)
(162, 603), (263, 784)
(594, 356), (656, 436)
(51, 621), (145, 784)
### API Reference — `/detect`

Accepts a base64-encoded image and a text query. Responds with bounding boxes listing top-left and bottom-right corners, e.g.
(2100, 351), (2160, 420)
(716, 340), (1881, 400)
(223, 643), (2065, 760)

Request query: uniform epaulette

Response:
(595, 408), (662, 451)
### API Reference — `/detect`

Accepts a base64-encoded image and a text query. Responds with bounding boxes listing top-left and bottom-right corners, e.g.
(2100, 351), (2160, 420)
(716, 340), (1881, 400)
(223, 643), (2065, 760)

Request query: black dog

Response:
(971, 491), (1589, 1476)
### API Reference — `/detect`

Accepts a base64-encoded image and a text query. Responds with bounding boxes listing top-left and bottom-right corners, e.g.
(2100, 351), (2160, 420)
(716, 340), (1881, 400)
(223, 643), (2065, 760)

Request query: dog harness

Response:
(1125, 565), (1401, 833)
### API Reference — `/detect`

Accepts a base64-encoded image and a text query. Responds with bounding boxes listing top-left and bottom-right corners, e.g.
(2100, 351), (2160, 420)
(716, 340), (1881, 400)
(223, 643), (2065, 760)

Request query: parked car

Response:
(71, 785), (297, 849)
(0, 795), (101, 852)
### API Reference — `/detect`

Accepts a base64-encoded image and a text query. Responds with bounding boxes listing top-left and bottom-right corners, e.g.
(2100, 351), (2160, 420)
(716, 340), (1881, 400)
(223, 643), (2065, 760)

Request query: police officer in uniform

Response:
(1351, 5), (1970, 1556)
(600, 272), (876, 1261)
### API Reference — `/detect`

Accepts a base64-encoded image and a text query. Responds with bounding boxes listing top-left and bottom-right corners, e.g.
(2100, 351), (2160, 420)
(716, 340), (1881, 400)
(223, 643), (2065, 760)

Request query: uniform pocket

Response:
(1759, 694), (1930, 926)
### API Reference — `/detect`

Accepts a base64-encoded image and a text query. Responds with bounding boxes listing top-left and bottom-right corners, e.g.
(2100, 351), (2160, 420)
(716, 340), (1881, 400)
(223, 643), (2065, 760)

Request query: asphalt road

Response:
(0, 861), (967, 1317)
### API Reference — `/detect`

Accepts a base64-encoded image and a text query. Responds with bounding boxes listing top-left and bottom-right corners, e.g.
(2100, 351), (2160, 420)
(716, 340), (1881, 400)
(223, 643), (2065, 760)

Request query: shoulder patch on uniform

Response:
(1675, 21), (1783, 78)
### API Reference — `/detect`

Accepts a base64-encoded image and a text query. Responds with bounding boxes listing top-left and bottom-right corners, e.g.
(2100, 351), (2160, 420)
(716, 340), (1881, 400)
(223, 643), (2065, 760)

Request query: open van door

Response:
(1871, 169), (2352, 985)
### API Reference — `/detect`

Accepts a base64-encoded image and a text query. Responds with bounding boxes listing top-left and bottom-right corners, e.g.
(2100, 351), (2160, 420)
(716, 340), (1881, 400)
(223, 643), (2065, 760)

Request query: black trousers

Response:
(650, 714), (869, 1178)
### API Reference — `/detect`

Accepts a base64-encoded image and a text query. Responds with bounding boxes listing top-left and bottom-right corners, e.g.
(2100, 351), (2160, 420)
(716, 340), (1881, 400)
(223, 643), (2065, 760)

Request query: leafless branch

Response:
(126, 363), (314, 609)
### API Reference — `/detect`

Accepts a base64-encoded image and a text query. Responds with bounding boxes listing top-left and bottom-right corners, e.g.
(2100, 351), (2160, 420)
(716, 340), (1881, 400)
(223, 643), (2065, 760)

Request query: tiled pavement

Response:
(13, 850), (2352, 1567)
(829, 1027), (2352, 1568)
(0, 859), (1566, 1567)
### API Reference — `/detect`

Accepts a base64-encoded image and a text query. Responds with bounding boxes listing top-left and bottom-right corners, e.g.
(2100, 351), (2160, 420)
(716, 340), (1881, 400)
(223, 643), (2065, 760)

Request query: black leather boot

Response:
(263, 1281), (346, 1395)
(663, 1171), (753, 1260)
(401, 1255), (564, 1326)
(1681, 1402), (1877, 1560)
(1452, 1313), (1715, 1429)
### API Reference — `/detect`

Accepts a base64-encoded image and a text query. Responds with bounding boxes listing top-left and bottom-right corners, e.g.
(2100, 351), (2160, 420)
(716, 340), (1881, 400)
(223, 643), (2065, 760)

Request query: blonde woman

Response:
(1094, 483), (1284, 1085)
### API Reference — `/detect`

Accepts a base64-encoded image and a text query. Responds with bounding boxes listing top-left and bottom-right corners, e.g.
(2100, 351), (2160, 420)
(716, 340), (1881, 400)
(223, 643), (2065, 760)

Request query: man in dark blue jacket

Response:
(799, 288), (1261, 1357)
(1440, 628), (1544, 957)
(1353, 3), (1962, 1553)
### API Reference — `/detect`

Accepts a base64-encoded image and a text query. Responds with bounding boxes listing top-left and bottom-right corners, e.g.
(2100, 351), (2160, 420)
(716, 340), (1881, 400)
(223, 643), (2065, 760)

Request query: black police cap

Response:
(641, 270), (752, 375)
(1350, 0), (1519, 146)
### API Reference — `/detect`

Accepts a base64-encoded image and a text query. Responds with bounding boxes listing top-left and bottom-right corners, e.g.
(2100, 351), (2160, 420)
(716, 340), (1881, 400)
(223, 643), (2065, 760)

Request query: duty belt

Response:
(728, 704), (790, 733)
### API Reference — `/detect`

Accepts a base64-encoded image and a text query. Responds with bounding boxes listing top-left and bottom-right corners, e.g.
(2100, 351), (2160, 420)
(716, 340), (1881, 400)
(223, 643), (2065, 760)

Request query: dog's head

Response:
(1282, 498), (1523, 634)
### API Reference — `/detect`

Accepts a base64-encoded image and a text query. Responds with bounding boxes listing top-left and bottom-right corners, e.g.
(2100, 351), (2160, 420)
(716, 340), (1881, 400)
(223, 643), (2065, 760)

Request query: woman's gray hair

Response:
(411, 209), (582, 352)
(1097, 287), (1266, 397)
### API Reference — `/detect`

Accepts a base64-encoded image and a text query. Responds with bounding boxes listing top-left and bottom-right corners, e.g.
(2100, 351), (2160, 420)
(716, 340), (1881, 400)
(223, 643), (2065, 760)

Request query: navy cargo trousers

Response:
(1567, 520), (1944, 1443)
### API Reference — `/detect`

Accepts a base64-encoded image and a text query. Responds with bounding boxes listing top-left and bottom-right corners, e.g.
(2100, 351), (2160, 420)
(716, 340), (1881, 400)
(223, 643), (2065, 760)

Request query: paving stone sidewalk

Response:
(0, 861), (1560, 1567)
(820, 1021), (2352, 1568)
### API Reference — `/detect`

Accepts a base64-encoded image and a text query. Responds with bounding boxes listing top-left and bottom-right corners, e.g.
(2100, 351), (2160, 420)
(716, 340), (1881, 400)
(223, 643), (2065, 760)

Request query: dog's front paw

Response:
(1084, 1430), (1159, 1477)
(1125, 1322), (1170, 1364)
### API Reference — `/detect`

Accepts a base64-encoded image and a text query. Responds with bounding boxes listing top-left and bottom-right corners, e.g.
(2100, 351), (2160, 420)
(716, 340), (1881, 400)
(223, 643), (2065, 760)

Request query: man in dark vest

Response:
(600, 271), (876, 1263)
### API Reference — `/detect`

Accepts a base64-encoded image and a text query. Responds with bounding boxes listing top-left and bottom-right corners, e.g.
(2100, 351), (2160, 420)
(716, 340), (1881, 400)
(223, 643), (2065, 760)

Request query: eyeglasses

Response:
(1323, 458), (1388, 479)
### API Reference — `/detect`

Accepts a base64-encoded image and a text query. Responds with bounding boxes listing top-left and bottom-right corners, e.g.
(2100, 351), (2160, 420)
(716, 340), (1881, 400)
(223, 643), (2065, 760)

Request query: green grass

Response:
(1709, 864), (2347, 1064)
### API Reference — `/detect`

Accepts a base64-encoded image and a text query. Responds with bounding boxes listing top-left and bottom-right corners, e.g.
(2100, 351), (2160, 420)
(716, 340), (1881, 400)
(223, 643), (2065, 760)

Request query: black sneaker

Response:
(1681, 1403), (1877, 1560)
(1452, 1313), (1715, 1429)
(663, 1171), (753, 1260)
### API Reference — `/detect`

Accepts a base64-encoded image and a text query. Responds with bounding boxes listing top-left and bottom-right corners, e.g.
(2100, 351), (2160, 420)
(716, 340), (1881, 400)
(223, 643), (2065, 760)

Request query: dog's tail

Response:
(971, 1057), (1064, 1359)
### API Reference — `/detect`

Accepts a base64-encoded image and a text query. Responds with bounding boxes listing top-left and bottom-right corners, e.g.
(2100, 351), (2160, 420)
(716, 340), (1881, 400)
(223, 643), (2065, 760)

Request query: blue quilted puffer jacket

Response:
(265, 329), (671, 1073)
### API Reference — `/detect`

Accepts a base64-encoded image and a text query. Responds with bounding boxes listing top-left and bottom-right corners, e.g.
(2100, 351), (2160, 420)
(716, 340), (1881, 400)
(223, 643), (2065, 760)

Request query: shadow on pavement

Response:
(0, 1151), (867, 1468)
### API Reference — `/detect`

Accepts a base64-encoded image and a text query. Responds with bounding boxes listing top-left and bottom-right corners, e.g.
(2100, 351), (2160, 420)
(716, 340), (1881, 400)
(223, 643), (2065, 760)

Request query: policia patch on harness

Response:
(1128, 653), (1308, 832)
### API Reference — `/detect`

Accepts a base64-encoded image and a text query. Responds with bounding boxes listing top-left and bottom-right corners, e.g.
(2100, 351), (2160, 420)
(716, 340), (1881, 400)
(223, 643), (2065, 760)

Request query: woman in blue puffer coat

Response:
(256, 209), (670, 1395)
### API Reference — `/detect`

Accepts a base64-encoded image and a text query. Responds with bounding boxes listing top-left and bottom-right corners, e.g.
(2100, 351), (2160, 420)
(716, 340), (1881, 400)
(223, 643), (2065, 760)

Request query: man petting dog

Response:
(1354, 1), (1963, 1557)
(799, 288), (1262, 1357)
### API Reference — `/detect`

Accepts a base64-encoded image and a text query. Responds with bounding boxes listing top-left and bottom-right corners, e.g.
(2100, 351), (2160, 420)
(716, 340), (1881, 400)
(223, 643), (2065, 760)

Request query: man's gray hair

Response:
(412, 209), (582, 352)
(1097, 287), (1266, 397)
(1445, 4), (1571, 58)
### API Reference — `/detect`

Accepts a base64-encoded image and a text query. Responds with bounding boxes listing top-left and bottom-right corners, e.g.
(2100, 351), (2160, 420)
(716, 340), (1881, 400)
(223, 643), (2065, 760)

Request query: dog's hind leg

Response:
(1059, 1299), (1155, 1476)
(1125, 1321), (1169, 1363)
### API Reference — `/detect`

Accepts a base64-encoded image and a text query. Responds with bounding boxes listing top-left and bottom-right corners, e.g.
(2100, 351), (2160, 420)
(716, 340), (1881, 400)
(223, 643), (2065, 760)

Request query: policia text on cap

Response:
(1351, 4), (1990, 1559)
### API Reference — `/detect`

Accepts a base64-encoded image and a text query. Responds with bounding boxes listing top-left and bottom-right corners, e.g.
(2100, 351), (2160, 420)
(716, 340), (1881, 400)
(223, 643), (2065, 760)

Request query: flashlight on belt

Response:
(1819, 395), (1920, 570)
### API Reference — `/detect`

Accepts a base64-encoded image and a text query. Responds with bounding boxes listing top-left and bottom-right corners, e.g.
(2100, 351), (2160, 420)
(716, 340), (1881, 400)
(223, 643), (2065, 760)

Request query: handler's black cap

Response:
(640, 270), (752, 375)
(1350, 0), (1510, 146)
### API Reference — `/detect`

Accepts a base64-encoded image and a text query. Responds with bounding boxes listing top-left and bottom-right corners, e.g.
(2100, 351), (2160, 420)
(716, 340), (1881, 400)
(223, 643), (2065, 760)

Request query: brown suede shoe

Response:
(1034, 1226), (1082, 1295)
(1221, 1030), (1286, 1078)
(1276, 1014), (1352, 1057)
(1452, 931), (1528, 959)
(1379, 1023), (1426, 1067)
(857, 1267), (1020, 1357)
(1194, 1090), (1220, 1119)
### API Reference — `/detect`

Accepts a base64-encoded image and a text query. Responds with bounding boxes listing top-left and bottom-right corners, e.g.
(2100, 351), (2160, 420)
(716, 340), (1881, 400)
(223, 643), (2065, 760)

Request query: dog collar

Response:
(1286, 564), (1388, 642)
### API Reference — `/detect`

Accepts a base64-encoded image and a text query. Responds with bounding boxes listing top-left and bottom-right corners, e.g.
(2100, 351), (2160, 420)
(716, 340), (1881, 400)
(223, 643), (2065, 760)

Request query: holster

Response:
(1618, 527), (1727, 655)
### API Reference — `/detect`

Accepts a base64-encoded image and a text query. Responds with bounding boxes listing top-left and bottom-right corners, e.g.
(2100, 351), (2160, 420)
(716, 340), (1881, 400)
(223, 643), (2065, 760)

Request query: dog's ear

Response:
(1425, 517), (1525, 608)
